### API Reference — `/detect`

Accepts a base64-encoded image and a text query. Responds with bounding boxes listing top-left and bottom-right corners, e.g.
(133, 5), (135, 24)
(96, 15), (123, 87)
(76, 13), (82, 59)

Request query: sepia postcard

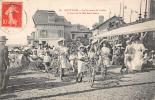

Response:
(0, 0), (155, 100)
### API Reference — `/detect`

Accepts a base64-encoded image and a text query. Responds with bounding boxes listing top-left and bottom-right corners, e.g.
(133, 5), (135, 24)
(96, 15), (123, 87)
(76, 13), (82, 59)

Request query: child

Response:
(43, 51), (51, 72)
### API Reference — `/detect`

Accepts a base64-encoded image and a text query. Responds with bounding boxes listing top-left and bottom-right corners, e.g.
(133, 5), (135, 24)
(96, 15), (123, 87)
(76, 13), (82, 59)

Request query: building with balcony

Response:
(29, 10), (72, 45)
(27, 10), (91, 45)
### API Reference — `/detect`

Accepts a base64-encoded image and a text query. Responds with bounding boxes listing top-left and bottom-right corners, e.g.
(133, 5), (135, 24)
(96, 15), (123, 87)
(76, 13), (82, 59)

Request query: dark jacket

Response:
(0, 44), (9, 70)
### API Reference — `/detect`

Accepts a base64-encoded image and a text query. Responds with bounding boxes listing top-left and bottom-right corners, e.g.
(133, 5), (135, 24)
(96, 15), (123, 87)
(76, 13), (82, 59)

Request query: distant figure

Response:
(5, 4), (19, 25)
(0, 36), (9, 93)
(21, 48), (30, 70)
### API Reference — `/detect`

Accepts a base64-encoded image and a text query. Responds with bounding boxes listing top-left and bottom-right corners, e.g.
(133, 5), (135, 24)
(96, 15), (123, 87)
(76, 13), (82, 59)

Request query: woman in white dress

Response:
(124, 40), (134, 72)
(131, 38), (145, 71)
(76, 46), (87, 82)
(88, 45), (98, 83)
(100, 42), (111, 77)
(58, 40), (70, 80)
(69, 52), (77, 72)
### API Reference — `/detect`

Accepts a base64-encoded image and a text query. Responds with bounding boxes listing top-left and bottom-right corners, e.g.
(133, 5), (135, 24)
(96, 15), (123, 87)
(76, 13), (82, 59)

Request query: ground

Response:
(0, 66), (155, 100)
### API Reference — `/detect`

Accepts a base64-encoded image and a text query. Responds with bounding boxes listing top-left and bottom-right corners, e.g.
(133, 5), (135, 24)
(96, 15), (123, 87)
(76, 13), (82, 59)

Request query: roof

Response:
(93, 16), (124, 29)
(33, 10), (71, 26)
(93, 19), (155, 39)
(71, 31), (92, 33)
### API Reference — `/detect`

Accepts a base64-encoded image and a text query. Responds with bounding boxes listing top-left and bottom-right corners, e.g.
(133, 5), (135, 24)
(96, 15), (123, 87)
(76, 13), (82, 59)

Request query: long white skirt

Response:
(131, 52), (143, 70)
(78, 60), (86, 74)
(124, 54), (133, 70)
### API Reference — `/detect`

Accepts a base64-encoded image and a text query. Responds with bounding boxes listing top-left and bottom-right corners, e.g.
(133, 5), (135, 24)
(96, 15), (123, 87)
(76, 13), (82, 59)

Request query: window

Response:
(39, 30), (47, 38)
(58, 30), (64, 37)
(48, 16), (55, 23)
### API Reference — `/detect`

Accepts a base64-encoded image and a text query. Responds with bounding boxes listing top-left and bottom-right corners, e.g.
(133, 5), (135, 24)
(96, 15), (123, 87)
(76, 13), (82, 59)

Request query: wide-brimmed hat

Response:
(57, 38), (65, 42)
(92, 39), (98, 44)
(23, 47), (30, 51)
(115, 44), (122, 47)
(121, 47), (125, 49)
(130, 36), (139, 42)
(126, 40), (131, 43)
(100, 39), (107, 44)
(0, 36), (8, 42)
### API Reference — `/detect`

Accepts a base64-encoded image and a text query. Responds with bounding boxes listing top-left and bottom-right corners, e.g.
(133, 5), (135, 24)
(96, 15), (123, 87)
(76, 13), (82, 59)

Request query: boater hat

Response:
(0, 36), (8, 42)
(115, 44), (122, 47)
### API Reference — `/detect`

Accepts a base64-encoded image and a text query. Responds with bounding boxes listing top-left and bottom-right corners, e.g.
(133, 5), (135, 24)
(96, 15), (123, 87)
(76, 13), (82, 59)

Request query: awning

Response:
(93, 19), (155, 39)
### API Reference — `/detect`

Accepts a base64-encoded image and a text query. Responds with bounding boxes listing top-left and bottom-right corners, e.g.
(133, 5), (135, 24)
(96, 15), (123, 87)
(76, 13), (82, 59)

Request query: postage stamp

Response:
(1, 2), (22, 27)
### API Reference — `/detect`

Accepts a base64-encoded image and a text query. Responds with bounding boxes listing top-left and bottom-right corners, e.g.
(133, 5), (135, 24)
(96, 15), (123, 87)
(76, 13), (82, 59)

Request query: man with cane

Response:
(0, 36), (9, 94)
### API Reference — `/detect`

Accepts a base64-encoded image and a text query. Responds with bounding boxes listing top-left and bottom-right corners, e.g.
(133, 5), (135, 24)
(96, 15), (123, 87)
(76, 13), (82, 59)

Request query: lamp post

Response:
(122, 2), (125, 20)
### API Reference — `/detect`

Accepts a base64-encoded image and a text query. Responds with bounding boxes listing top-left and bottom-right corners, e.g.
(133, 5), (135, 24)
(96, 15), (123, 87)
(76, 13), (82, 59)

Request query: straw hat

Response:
(100, 39), (107, 44)
(57, 38), (65, 42)
(23, 47), (30, 51)
(0, 36), (8, 42)
(92, 39), (98, 44)
(126, 40), (131, 43)
(115, 44), (122, 47)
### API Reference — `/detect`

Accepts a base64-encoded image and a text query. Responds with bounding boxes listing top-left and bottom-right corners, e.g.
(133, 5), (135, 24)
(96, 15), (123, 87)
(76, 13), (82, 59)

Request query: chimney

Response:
(99, 16), (104, 24)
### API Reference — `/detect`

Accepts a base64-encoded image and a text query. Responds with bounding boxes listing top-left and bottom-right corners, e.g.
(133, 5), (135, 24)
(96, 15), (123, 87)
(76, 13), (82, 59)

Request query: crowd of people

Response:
(9, 35), (155, 78)
(0, 35), (155, 93)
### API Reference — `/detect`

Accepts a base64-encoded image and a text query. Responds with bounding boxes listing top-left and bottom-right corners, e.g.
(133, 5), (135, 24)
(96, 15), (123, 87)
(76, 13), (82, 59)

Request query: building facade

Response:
(70, 24), (92, 40)
(28, 10), (91, 45)
(28, 10), (72, 45)
(92, 16), (125, 37)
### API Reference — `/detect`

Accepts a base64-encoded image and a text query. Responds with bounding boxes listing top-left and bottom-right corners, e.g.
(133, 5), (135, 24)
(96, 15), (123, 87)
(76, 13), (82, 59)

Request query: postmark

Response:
(2, 2), (22, 27)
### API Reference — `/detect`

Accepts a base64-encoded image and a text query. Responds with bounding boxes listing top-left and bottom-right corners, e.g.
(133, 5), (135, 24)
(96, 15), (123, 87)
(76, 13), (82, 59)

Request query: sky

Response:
(0, 0), (150, 44)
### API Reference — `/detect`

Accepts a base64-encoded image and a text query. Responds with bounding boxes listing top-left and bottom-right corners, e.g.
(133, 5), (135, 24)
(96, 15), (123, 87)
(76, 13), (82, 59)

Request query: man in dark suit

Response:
(0, 36), (9, 93)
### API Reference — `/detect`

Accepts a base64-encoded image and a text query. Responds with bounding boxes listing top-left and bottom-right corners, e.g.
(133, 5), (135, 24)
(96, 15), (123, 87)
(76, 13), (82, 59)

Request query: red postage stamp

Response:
(2, 2), (22, 27)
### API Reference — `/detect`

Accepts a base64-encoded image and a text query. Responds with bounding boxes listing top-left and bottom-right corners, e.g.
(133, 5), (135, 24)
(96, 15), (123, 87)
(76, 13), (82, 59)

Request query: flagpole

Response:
(119, 3), (122, 17)
(122, 2), (125, 20)
(139, 0), (143, 20)
(130, 10), (133, 22)
(109, 10), (111, 18)
(144, 0), (148, 19)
